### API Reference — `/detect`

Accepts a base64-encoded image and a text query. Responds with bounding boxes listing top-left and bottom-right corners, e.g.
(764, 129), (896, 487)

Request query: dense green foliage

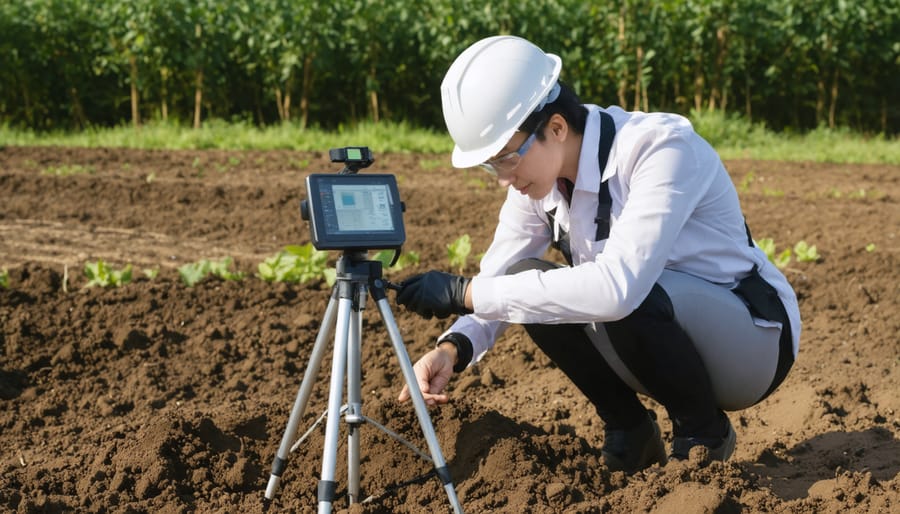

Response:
(1, 0), (898, 134)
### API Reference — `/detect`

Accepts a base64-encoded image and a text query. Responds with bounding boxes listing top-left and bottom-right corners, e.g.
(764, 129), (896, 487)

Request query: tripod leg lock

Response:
(318, 480), (337, 503)
(435, 465), (453, 486)
(345, 402), (364, 425)
(270, 456), (287, 477)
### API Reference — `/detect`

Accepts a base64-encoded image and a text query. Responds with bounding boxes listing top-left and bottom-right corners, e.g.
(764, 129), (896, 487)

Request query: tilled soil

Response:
(1, 145), (898, 513)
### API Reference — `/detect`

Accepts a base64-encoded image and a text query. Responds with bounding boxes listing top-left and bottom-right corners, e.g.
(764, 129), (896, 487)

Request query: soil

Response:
(1, 145), (898, 514)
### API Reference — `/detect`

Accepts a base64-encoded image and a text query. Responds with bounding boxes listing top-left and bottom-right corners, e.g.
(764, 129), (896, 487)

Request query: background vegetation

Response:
(1, 0), (898, 136)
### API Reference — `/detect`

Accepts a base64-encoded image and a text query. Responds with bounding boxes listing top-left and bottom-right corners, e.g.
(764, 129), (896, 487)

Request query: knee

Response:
(506, 258), (560, 275)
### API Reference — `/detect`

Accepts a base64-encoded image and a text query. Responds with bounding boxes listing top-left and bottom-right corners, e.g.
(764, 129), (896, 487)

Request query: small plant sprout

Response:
(756, 238), (791, 269)
(793, 241), (821, 262)
(373, 250), (420, 273)
(738, 171), (755, 192)
(179, 257), (245, 287)
(83, 260), (133, 288)
(865, 243), (877, 253)
(447, 234), (472, 273)
(42, 164), (95, 176)
(0, 268), (8, 289)
(258, 243), (334, 286)
(143, 267), (160, 279)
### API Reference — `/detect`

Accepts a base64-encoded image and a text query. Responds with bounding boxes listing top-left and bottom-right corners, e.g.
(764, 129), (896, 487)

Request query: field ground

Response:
(1, 146), (898, 513)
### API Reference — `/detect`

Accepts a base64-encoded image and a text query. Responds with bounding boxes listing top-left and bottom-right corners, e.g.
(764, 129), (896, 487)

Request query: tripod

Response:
(264, 251), (464, 514)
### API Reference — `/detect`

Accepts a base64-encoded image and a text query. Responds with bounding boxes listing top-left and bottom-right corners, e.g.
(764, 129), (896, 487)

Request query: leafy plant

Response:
(83, 260), (133, 288)
(757, 238), (791, 269)
(0, 268), (8, 289)
(143, 267), (160, 279)
(373, 250), (420, 273)
(793, 241), (821, 262)
(447, 234), (472, 273)
(178, 257), (245, 287)
(865, 243), (877, 253)
(258, 244), (334, 286)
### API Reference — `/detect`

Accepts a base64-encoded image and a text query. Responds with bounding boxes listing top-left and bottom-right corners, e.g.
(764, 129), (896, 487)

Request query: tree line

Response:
(1, 0), (897, 134)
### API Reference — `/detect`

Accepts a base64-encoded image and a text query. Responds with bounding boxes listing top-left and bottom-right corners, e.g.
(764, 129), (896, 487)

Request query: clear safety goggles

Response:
(479, 125), (540, 176)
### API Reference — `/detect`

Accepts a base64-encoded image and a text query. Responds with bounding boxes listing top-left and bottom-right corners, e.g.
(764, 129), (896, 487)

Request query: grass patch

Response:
(690, 109), (900, 164)
(0, 119), (453, 155)
(2, 114), (897, 164)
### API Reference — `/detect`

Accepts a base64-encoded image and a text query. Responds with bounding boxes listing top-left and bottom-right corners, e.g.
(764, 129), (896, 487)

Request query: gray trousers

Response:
(511, 259), (789, 436)
(586, 268), (783, 411)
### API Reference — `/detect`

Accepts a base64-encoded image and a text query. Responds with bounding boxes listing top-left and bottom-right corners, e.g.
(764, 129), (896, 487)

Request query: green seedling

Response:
(0, 268), (8, 289)
(448, 234), (472, 274)
(42, 164), (95, 176)
(258, 243), (334, 286)
(143, 267), (160, 279)
(757, 238), (791, 269)
(793, 241), (821, 262)
(848, 188), (868, 199)
(84, 260), (133, 288)
(179, 257), (245, 287)
(373, 250), (420, 273)
(418, 158), (444, 170)
(738, 171), (755, 192)
(865, 243), (877, 253)
(466, 178), (487, 189)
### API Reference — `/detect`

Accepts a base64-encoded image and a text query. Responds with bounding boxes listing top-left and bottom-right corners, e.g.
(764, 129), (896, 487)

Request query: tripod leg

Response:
(265, 292), (339, 501)
(346, 294), (365, 504)
(318, 296), (354, 514)
(374, 297), (465, 514)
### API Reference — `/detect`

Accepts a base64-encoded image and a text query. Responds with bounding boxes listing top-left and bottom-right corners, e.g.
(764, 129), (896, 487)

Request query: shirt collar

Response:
(575, 105), (617, 195)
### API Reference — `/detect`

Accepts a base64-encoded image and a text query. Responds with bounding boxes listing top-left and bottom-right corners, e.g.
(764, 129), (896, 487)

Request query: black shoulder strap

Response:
(595, 111), (616, 241)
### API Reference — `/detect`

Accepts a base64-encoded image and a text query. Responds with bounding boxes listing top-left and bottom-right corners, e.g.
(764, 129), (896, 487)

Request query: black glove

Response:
(396, 271), (472, 319)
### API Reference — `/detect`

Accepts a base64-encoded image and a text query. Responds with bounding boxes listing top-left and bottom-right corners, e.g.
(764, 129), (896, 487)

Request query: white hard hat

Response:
(441, 35), (562, 168)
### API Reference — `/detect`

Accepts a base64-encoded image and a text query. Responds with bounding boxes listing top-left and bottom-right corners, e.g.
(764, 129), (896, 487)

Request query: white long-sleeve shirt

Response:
(445, 105), (801, 366)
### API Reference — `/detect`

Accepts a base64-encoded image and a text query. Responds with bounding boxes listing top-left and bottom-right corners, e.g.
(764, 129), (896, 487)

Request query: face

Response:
(481, 116), (567, 199)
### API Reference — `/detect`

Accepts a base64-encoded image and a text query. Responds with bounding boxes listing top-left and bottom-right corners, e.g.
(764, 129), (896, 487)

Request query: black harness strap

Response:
(594, 111), (616, 241)
(547, 110), (616, 265)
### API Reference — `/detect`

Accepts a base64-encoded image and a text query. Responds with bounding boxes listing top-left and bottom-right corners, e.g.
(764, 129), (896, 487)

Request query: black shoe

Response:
(670, 414), (736, 461)
(601, 412), (667, 474)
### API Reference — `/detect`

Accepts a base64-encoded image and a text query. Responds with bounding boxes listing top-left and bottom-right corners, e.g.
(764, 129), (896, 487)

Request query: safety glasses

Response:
(479, 124), (541, 176)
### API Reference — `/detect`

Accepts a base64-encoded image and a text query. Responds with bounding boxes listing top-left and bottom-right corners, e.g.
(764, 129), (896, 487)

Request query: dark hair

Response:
(518, 81), (587, 140)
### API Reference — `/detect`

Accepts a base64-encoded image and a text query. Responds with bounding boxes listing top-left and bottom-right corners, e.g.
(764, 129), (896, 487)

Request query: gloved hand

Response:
(396, 271), (472, 319)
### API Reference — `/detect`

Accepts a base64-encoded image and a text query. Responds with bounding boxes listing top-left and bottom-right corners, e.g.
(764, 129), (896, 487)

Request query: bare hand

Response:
(398, 346), (457, 406)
